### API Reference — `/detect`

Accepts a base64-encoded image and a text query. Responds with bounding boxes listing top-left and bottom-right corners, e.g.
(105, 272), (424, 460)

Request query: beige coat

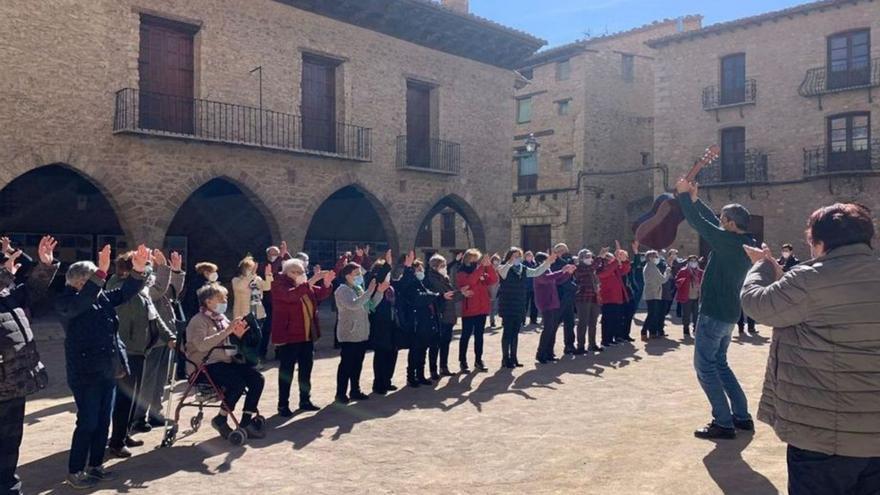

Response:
(231, 274), (272, 320)
(184, 312), (234, 374)
(741, 243), (880, 457)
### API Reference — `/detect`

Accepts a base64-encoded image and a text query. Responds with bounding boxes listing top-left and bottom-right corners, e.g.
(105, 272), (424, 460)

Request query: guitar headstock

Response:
(699, 145), (721, 165)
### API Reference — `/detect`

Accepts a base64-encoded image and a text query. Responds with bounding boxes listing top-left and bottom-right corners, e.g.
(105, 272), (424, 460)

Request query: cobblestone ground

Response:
(18, 312), (785, 494)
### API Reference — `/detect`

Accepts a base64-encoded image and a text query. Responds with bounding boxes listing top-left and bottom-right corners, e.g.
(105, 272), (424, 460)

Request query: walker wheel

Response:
(161, 425), (178, 448)
(191, 412), (204, 431)
(228, 429), (247, 446)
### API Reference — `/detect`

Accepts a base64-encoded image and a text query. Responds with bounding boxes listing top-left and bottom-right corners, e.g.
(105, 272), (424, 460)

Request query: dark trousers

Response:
(662, 299), (674, 316)
(738, 311), (756, 331)
(336, 341), (367, 397)
(408, 341), (428, 380)
(260, 299), (273, 360)
(642, 299), (666, 337)
(276, 342), (314, 408)
(501, 316), (524, 365)
(110, 354), (145, 448)
(429, 323), (453, 373)
(68, 378), (115, 473)
(206, 362), (264, 414)
(681, 299), (699, 330)
(536, 308), (560, 360)
(601, 303), (625, 345)
(141, 346), (170, 422)
(525, 291), (539, 324)
(623, 298), (638, 339)
(559, 301), (576, 351)
(575, 301), (601, 350)
(459, 315), (486, 365)
(788, 445), (880, 495)
(0, 397), (26, 495)
(372, 347), (398, 392)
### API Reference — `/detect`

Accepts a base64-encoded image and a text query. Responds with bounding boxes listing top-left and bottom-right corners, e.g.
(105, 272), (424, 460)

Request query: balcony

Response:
(798, 58), (880, 97)
(113, 88), (372, 161)
(396, 136), (461, 175)
(803, 139), (880, 178)
(702, 79), (757, 111)
(697, 149), (769, 186)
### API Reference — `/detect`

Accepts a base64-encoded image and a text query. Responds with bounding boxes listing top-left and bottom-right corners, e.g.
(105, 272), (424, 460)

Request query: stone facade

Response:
(510, 17), (702, 252)
(0, 0), (542, 270)
(650, 0), (880, 258)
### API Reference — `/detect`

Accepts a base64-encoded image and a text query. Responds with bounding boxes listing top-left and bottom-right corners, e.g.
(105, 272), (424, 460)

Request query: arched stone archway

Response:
(302, 183), (400, 268)
(412, 193), (487, 252)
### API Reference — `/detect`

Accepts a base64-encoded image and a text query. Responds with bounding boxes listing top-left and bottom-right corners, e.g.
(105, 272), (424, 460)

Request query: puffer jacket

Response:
(0, 261), (58, 401)
(741, 243), (880, 457)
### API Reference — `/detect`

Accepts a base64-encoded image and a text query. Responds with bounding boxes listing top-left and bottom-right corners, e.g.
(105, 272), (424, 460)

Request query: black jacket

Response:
(778, 255), (800, 273)
(550, 256), (577, 306)
(397, 268), (440, 345)
(367, 264), (398, 351)
(0, 260), (58, 401)
(182, 273), (212, 320)
(55, 271), (145, 387)
(497, 266), (528, 321)
(424, 268), (463, 325)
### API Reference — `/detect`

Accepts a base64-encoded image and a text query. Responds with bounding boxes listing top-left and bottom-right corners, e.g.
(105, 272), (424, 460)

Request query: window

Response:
(827, 30), (871, 90)
(517, 153), (538, 191)
(720, 53), (746, 105)
(621, 54), (634, 82)
(440, 212), (456, 247)
(521, 225), (551, 254)
(827, 112), (871, 171)
(560, 155), (574, 171)
(415, 220), (433, 246)
(557, 99), (571, 116)
(138, 15), (197, 133)
(556, 59), (571, 81)
(720, 127), (746, 182)
(302, 54), (339, 152)
(516, 97), (532, 124)
(406, 80), (432, 167)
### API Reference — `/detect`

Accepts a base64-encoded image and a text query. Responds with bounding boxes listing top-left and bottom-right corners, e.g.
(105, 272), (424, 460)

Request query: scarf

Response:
(202, 308), (235, 356)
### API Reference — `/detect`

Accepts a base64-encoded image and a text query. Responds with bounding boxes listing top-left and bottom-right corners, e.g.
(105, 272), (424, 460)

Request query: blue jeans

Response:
(68, 379), (116, 473)
(693, 314), (750, 428)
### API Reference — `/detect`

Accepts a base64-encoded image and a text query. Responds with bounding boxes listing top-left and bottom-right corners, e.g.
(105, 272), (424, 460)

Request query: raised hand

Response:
(3, 250), (22, 275)
(631, 240), (640, 253)
(97, 245), (112, 273)
(152, 248), (167, 267)
(264, 264), (273, 278)
(367, 278), (377, 292)
(322, 270), (336, 287)
(404, 250), (415, 268)
(675, 177), (690, 195)
(169, 251), (183, 272)
(547, 251), (558, 264)
(378, 278), (391, 293)
(479, 255), (491, 267)
(355, 246), (364, 258)
(364, 245), (371, 256)
(1, 236), (12, 255)
(38, 235), (57, 265)
(615, 240), (622, 253)
(131, 244), (151, 273)
(231, 318), (249, 337)
(562, 264), (577, 274)
(280, 241), (289, 257)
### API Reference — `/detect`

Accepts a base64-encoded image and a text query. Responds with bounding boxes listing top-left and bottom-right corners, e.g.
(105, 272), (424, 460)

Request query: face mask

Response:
(294, 274), (307, 285)
(245, 269), (254, 277)
(584, 258), (593, 266)
(688, 262), (698, 269)
(268, 255), (278, 263)
(212, 302), (227, 314)
(438, 268), (448, 277)
(354, 275), (365, 286)
(651, 258), (660, 265)
(415, 271), (425, 281)
(782, 251), (791, 259)
(207, 272), (218, 282)
(512, 258), (522, 267)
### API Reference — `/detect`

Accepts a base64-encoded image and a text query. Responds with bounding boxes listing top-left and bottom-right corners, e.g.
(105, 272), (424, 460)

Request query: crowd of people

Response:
(1, 178), (878, 494)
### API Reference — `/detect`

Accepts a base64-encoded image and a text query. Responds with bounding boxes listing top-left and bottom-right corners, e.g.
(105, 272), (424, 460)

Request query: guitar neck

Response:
(684, 160), (707, 182)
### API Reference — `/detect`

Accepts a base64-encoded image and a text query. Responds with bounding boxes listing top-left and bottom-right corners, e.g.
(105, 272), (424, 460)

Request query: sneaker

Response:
(298, 401), (320, 412)
(124, 436), (144, 448)
(211, 415), (233, 439)
(407, 379), (420, 388)
(694, 422), (736, 440)
(439, 368), (454, 377)
(107, 445), (131, 459)
(418, 377), (432, 386)
(129, 421), (152, 433)
(87, 466), (117, 482)
(734, 418), (755, 431)
(474, 362), (489, 372)
(748, 327), (759, 335)
(350, 391), (370, 401)
(624, 337), (636, 342)
(430, 371), (440, 380)
(386, 385), (399, 391)
(277, 406), (295, 418)
(514, 362), (524, 368)
(67, 471), (98, 490)
(460, 362), (470, 373)
(563, 348), (575, 355)
(372, 388), (388, 396)
(244, 422), (266, 439)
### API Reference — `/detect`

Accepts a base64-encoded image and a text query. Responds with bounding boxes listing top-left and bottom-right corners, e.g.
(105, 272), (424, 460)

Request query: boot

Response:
(407, 368), (420, 388)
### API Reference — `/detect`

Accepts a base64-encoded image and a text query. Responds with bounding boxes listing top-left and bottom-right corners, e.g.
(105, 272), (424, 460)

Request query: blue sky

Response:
(469, 0), (808, 48)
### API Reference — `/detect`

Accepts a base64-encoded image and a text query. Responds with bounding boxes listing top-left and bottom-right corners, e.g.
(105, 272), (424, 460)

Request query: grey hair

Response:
(553, 243), (569, 252)
(429, 254), (447, 270)
(281, 258), (305, 275)
(266, 246), (280, 255)
(577, 249), (593, 258)
(294, 252), (309, 263)
(721, 203), (751, 231)
(645, 250), (659, 258)
(196, 283), (227, 308)
(65, 261), (98, 287)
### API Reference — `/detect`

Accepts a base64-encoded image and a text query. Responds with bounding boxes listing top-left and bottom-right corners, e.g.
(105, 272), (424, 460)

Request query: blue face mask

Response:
(353, 275), (364, 287)
(212, 302), (228, 315)
(415, 271), (425, 281)
(512, 258), (522, 267)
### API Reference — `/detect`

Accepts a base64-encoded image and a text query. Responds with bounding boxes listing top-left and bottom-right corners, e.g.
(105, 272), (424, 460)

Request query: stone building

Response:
(510, 16), (702, 253)
(648, 0), (880, 258)
(0, 0), (544, 287)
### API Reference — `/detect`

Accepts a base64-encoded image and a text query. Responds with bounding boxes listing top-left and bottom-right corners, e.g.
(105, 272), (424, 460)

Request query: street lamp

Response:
(524, 133), (539, 154)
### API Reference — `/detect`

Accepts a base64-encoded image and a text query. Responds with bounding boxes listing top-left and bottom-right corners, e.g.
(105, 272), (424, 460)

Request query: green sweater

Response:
(678, 195), (755, 324)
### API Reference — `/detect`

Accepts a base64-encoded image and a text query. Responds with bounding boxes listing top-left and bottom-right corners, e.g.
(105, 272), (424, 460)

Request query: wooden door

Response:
(301, 55), (337, 152)
(521, 225), (551, 254)
(406, 82), (431, 167)
(138, 15), (195, 133)
(720, 127), (746, 182)
(720, 53), (745, 105)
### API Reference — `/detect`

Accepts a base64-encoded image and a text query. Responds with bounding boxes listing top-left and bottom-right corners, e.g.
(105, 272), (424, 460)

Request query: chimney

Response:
(441, 0), (469, 14)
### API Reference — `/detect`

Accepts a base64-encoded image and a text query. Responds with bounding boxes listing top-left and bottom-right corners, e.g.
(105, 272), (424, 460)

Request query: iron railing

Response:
(798, 58), (880, 97)
(702, 79), (757, 110)
(804, 139), (880, 177)
(395, 136), (461, 174)
(697, 149), (768, 185)
(113, 88), (372, 161)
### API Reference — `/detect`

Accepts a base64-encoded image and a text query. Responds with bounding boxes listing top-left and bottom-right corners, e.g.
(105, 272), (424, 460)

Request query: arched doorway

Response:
(0, 164), (127, 306)
(165, 178), (278, 284)
(414, 194), (486, 259)
(304, 185), (398, 269)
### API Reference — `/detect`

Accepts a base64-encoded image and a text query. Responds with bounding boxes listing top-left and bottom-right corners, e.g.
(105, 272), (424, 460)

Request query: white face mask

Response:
(268, 255), (278, 263)
(207, 272), (218, 282)
(651, 258), (660, 265)
(782, 251), (791, 259)
(688, 262), (698, 269)
(584, 258), (593, 266)
(212, 302), (227, 314)
(294, 274), (307, 286)
(438, 267), (448, 277)
(415, 271), (425, 281)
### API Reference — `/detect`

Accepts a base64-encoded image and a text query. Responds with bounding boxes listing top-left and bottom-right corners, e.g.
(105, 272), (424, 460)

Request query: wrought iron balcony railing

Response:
(798, 58), (880, 97)
(697, 149), (768, 185)
(804, 139), (880, 177)
(702, 79), (757, 110)
(396, 136), (461, 174)
(113, 88), (372, 161)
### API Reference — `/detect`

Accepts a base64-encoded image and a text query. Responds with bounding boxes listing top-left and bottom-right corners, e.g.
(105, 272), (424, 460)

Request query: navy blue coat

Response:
(55, 271), (145, 387)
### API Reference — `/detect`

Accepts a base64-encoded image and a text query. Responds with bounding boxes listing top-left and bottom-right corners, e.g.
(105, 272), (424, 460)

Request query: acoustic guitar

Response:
(631, 145), (720, 250)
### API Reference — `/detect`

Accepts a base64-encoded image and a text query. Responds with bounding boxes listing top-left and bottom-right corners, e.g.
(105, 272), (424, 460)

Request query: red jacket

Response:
(456, 265), (498, 317)
(270, 274), (332, 345)
(598, 260), (631, 305)
(675, 267), (704, 303)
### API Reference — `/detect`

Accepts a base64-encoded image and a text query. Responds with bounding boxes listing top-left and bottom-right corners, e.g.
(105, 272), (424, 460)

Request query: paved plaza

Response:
(18, 314), (785, 494)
